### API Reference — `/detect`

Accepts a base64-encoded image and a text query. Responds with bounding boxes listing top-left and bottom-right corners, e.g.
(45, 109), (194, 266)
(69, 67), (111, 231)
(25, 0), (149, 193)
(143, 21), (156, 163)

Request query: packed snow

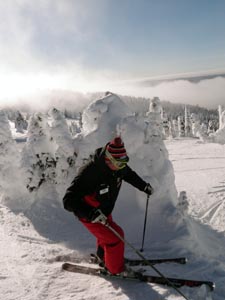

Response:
(0, 93), (225, 299)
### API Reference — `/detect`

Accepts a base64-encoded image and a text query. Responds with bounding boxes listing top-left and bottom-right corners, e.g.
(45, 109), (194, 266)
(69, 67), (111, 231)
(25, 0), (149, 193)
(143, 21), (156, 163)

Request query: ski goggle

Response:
(105, 149), (128, 169)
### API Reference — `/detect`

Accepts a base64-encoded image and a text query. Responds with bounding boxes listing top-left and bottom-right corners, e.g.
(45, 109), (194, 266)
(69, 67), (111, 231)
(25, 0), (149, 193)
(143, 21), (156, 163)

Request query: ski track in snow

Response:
(2, 138), (225, 299)
(196, 182), (225, 231)
(166, 139), (225, 231)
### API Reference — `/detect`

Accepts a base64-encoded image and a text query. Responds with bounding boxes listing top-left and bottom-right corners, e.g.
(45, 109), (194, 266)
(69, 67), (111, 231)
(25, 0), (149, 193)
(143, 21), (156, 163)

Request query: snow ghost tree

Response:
(119, 114), (181, 243)
(0, 110), (28, 208)
(218, 105), (225, 130)
(161, 110), (169, 138)
(0, 111), (19, 190)
(48, 108), (77, 194)
(15, 111), (28, 133)
(178, 116), (185, 137)
(191, 113), (201, 137)
(198, 122), (208, 141)
(168, 120), (176, 138)
(207, 120), (215, 135)
(184, 106), (192, 137)
(146, 97), (164, 139)
(75, 92), (185, 246)
(77, 92), (131, 167)
(21, 113), (57, 192)
(149, 97), (162, 114)
(209, 105), (225, 144)
(172, 119), (179, 137)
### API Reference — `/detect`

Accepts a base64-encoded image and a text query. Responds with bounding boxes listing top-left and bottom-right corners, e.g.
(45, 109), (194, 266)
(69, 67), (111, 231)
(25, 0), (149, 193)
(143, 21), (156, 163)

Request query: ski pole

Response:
(103, 220), (189, 300)
(140, 194), (150, 252)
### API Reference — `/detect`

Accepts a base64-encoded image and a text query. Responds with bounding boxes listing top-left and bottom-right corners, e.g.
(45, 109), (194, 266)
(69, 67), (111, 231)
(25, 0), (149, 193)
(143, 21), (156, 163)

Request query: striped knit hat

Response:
(105, 137), (129, 162)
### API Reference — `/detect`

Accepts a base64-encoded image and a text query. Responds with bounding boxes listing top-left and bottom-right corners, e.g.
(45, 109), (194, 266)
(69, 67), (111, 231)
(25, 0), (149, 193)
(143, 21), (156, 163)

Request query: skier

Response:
(63, 136), (153, 275)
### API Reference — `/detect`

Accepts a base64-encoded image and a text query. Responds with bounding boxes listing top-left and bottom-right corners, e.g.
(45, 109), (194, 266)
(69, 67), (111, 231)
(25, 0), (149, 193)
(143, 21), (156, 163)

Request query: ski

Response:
(125, 257), (187, 266)
(55, 253), (187, 266)
(62, 263), (215, 291)
(126, 256), (187, 266)
(90, 253), (187, 266)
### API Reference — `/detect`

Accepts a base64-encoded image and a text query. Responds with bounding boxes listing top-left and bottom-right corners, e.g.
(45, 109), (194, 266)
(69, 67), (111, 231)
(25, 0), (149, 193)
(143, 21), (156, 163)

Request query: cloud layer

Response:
(0, 76), (224, 112)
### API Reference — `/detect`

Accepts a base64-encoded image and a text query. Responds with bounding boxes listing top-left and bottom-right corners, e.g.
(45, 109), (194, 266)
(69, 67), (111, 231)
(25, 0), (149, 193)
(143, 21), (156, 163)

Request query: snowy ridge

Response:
(0, 94), (225, 299)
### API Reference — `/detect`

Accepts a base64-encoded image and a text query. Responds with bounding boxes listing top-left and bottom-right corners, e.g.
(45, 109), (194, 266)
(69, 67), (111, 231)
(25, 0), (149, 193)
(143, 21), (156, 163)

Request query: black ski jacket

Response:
(63, 146), (147, 220)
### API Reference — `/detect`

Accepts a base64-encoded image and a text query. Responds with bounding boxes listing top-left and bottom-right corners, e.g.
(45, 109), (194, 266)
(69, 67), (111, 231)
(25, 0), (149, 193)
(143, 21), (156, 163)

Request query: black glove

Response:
(88, 208), (108, 224)
(144, 183), (154, 196)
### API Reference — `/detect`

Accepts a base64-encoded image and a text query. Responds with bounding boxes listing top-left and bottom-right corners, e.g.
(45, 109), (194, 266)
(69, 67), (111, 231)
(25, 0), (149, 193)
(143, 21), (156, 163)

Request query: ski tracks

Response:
(199, 187), (225, 231)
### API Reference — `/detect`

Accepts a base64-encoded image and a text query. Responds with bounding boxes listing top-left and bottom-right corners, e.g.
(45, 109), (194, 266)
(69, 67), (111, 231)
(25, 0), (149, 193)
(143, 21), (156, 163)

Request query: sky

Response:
(0, 0), (225, 109)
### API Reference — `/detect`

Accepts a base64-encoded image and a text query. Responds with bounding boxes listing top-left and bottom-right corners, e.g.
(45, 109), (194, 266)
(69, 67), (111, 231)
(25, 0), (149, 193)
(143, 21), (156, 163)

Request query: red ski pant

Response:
(80, 215), (124, 274)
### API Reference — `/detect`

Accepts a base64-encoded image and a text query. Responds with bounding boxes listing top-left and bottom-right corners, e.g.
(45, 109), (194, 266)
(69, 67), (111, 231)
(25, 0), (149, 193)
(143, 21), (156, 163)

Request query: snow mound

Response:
(75, 93), (186, 247)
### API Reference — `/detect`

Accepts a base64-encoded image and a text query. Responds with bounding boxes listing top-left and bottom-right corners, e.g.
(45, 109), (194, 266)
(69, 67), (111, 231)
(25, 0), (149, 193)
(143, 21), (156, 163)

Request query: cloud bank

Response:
(0, 76), (224, 112)
(112, 76), (225, 109)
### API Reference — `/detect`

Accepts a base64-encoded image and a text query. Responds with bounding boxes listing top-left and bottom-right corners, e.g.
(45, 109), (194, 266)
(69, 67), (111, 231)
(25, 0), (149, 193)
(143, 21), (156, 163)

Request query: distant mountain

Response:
(138, 72), (225, 87)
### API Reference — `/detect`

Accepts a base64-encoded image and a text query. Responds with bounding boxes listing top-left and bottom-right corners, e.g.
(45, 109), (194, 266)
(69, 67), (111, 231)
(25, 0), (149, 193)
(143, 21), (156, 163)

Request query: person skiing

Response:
(63, 136), (153, 275)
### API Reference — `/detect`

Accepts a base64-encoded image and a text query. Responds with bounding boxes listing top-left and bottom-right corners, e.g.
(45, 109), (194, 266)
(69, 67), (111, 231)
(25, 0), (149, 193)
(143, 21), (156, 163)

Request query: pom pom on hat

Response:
(106, 137), (128, 161)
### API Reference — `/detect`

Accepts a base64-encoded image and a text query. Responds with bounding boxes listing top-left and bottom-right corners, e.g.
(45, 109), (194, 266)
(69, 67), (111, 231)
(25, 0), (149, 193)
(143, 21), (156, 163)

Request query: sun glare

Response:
(0, 72), (101, 104)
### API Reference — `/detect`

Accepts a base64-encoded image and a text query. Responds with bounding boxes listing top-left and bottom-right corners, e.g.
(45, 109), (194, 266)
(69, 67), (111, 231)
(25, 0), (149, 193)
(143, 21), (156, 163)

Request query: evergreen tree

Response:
(21, 113), (57, 192)
(0, 111), (19, 190)
(0, 110), (29, 210)
(15, 111), (28, 133)
(48, 108), (77, 191)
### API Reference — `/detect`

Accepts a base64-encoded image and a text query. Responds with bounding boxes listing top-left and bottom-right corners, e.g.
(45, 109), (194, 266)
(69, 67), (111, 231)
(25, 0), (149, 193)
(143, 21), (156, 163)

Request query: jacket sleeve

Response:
(123, 165), (147, 191)
(63, 163), (98, 218)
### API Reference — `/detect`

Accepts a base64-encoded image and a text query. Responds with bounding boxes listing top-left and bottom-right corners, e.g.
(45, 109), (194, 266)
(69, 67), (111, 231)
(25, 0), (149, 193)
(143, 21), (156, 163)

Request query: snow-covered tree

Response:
(208, 106), (225, 144)
(184, 106), (192, 137)
(148, 97), (162, 114)
(161, 110), (169, 139)
(0, 110), (29, 209)
(48, 108), (77, 191)
(172, 119), (179, 137)
(197, 122), (208, 141)
(0, 111), (19, 189)
(207, 120), (216, 135)
(178, 116), (185, 137)
(14, 111), (28, 133)
(190, 113), (201, 137)
(21, 113), (57, 192)
(75, 92), (185, 245)
(146, 97), (164, 139)
(168, 119), (176, 138)
(218, 105), (225, 130)
(77, 92), (131, 166)
(121, 95), (149, 116)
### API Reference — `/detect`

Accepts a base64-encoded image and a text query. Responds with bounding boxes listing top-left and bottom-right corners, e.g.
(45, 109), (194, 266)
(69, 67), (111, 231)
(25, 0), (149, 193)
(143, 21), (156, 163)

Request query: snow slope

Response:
(1, 138), (225, 299)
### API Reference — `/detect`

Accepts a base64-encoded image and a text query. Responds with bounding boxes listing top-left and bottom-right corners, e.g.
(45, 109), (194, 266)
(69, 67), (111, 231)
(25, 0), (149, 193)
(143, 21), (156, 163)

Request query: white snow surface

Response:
(0, 94), (225, 299)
